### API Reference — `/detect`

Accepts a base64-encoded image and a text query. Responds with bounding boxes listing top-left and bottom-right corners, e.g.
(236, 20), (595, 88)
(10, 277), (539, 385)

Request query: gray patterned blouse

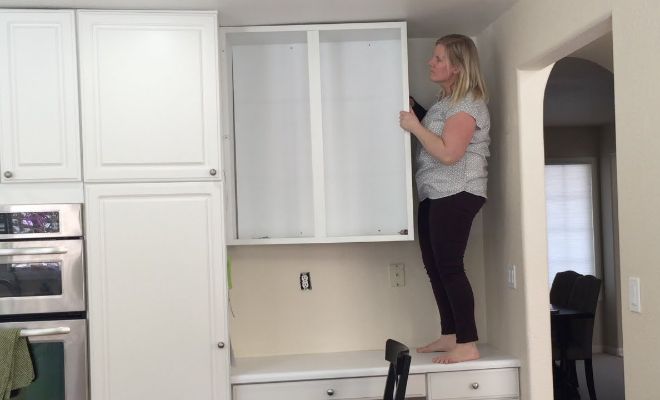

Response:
(415, 94), (490, 201)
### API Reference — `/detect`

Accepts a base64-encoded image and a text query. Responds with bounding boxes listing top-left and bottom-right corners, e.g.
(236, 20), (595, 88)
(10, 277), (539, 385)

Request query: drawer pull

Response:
(326, 388), (335, 396)
(471, 382), (480, 390)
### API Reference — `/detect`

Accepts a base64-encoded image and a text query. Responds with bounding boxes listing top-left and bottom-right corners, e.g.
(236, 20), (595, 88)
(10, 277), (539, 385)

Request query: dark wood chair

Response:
(383, 339), (411, 400)
(551, 273), (601, 400)
(550, 270), (581, 308)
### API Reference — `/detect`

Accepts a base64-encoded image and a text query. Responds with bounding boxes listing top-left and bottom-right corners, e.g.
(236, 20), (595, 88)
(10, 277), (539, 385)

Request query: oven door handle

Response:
(0, 247), (68, 256)
(19, 327), (71, 337)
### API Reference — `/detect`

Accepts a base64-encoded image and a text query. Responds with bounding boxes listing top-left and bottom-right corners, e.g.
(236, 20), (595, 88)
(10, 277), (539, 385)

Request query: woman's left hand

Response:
(399, 111), (421, 134)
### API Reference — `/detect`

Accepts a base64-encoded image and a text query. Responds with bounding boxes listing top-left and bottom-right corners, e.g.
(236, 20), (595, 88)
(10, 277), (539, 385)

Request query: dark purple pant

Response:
(418, 192), (485, 343)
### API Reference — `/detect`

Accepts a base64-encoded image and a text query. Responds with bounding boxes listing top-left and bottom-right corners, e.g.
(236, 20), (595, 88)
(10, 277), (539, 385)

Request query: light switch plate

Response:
(507, 264), (517, 289)
(629, 277), (641, 313)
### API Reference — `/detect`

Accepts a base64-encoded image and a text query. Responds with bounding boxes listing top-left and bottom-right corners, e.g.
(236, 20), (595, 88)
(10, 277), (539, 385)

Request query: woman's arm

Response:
(400, 110), (476, 165)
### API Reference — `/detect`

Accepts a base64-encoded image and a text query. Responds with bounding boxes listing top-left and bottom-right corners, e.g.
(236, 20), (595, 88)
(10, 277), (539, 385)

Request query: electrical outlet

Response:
(506, 264), (517, 289)
(389, 263), (405, 287)
(300, 272), (312, 290)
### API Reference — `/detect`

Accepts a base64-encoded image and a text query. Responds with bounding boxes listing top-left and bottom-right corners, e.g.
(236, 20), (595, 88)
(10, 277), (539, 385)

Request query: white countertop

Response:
(231, 344), (520, 384)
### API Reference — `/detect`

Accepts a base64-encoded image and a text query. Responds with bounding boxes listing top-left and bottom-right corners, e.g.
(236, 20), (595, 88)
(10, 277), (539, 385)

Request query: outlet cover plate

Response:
(389, 263), (405, 287)
(300, 272), (312, 290)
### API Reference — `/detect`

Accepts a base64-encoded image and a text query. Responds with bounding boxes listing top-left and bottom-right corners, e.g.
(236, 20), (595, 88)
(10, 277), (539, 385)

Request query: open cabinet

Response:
(220, 22), (414, 245)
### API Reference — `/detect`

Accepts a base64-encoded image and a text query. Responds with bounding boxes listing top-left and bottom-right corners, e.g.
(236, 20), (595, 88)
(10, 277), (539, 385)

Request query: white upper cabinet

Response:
(77, 11), (221, 182)
(0, 10), (81, 182)
(221, 22), (413, 245)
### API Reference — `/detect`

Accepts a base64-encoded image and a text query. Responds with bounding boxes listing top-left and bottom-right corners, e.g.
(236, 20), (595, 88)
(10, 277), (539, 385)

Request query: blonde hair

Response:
(435, 34), (488, 103)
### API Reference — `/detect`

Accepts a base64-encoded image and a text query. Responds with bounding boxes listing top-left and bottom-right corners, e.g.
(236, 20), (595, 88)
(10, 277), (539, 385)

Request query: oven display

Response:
(0, 262), (62, 298)
(10, 342), (65, 400)
(0, 212), (60, 235)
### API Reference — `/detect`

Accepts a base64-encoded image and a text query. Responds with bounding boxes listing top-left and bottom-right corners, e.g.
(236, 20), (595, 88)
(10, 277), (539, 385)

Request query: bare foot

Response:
(416, 335), (457, 353)
(432, 342), (480, 364)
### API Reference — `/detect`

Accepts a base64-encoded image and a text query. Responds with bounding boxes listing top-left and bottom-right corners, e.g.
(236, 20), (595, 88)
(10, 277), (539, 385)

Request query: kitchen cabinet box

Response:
(231, 347), (520, 400)
(0, 10), (81, 183)
(234, 370), (519, 400)
(77, 11), (222, 182)
(220, 22), (414, 245)
(84, 182), (230, 400)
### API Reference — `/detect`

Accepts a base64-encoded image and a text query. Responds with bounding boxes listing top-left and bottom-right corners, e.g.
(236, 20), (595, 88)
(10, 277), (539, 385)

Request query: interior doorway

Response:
(543, 33), (624, 400)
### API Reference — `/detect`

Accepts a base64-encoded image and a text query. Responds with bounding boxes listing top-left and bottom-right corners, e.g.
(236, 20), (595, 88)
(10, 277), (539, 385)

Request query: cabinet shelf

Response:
(227, 232), (412, 246)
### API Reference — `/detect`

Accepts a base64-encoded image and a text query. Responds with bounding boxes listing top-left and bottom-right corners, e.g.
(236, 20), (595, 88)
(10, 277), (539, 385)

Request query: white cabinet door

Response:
(85, 182), (229, 400)
(78, 11), (221, 182)
(0, 10), (81, 182)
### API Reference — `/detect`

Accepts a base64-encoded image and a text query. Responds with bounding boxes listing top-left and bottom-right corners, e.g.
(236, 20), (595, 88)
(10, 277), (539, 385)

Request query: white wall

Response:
(228, 38), (489, 357)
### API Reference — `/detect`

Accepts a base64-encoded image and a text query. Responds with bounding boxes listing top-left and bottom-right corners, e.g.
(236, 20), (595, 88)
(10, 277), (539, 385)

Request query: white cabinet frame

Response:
(220, 22), (414, 245)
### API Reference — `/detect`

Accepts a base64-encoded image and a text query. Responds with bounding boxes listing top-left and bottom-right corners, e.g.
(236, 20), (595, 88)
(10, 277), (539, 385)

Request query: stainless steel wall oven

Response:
(0, 204), (87, 400)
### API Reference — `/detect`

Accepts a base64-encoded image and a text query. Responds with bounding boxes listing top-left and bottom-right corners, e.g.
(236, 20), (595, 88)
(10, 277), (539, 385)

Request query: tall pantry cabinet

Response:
(79, 11), (230, 400)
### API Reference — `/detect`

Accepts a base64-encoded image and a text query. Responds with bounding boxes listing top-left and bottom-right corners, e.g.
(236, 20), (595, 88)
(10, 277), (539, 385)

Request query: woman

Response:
(399, 34), (490, 364)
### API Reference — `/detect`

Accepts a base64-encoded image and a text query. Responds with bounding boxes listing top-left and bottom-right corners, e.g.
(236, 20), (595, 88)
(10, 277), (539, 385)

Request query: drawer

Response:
(233, 374), (426, 400)
(427, 368), (519, 399)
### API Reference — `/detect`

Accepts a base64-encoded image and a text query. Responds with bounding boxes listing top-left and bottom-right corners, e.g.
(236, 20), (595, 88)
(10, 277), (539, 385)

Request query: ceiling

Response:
(0, 0), (518, 37)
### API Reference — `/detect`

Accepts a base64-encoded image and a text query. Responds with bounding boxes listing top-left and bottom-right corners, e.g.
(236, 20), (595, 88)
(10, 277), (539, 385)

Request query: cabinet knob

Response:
(3, 171), (12, 178)
(217, 342), (225, 349)
(209, 169), (217, 176)
(326, 388), (335, 396)
(471, 382), (480, 390)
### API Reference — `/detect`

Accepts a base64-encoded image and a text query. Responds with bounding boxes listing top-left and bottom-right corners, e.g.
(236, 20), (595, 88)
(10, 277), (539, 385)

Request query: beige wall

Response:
(612, 1), (660, 398)
(228, 38), (489, 357)
(598, 123), (622, 354)
(544, 126), (601, 159)
(483, 0), (660, 399)
(477, 0), (612, 399)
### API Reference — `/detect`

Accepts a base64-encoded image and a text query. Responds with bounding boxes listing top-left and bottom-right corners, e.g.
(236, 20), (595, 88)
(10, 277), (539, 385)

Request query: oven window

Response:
(0, 262), (62, 298)
(0, 212), (60, 235)
(10, 342), (65, 400)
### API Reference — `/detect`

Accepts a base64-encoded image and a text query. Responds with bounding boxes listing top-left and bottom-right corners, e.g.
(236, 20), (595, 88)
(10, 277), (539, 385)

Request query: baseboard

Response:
(604, 345), (624, 357)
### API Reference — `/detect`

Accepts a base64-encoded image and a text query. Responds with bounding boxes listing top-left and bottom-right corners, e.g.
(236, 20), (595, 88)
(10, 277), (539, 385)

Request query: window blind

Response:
(545, 163), (596, 285)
